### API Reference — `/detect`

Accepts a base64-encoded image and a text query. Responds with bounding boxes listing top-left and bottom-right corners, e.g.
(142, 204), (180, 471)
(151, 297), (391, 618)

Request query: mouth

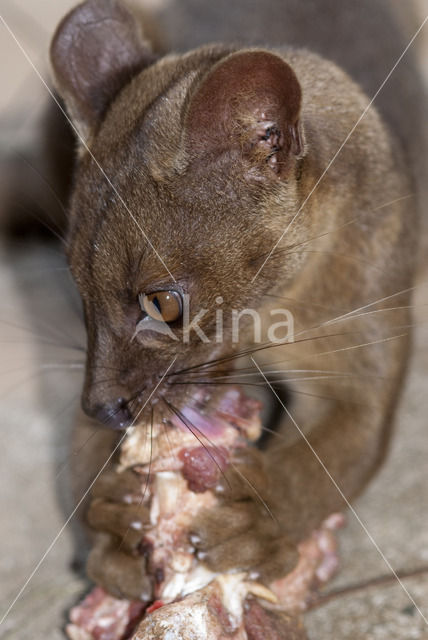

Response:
(168, 386), (262, 440)
(119, 387), (263, 478)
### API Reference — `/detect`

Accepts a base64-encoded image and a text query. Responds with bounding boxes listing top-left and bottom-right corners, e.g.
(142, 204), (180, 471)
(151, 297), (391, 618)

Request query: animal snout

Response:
(83, 396), (132, 430)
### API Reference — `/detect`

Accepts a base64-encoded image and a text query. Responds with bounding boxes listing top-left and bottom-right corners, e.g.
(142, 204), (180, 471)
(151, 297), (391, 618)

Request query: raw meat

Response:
(66, 389), (343, 640)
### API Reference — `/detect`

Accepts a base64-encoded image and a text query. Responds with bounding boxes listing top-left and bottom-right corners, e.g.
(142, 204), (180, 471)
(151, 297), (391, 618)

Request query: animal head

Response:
(51, 0), (307, 428)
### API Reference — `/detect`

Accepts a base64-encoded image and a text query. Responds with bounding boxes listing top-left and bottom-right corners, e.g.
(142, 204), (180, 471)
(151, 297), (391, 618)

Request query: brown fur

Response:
(49, 0), (419, 604)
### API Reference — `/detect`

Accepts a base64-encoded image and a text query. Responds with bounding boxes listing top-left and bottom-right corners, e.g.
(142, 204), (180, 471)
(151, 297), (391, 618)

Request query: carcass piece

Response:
(66, 389), (343, 640)
(119, 389), (264, 605)
(66, 587), (146, 640)
(132, 579), (309, 640)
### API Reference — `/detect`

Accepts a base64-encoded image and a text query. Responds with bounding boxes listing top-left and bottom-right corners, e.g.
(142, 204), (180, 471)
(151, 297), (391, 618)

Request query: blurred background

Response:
(0, 1), (428, 638)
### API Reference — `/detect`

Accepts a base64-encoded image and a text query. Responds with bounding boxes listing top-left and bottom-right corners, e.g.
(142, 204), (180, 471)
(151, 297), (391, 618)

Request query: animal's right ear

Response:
(50, 0), (155, 143)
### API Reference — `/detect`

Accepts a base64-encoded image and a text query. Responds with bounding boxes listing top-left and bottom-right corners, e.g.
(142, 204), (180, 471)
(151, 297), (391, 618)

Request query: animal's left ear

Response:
(50, 0), (155, 143)
(185, 51), (305, 179)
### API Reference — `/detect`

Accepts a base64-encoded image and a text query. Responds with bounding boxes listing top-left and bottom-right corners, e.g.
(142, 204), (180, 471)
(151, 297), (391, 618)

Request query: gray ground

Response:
(0, 1), (427, 638)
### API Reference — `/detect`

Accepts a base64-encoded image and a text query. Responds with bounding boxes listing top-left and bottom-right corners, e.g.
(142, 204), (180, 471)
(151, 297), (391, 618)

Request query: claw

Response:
(244, 581), (279, 604)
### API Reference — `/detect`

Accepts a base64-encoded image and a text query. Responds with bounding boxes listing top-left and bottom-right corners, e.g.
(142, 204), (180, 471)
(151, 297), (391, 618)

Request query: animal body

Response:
(48, 0), (423, 611)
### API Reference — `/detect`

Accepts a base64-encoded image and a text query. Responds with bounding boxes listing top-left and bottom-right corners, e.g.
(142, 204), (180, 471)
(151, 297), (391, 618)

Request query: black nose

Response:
(86, 397), (132, 430)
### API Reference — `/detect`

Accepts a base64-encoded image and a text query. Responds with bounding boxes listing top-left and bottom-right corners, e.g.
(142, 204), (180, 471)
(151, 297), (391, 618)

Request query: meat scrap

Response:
(66, 587), (145, 640)
(67, 390), (344, 640)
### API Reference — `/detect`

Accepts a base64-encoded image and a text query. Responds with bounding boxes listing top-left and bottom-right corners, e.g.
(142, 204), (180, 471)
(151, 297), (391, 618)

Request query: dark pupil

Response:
(152, 296), (161, 313)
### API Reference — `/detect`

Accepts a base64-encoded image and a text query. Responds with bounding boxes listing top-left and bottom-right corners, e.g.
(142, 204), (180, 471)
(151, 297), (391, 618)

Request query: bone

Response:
(67, 389), (342, 640)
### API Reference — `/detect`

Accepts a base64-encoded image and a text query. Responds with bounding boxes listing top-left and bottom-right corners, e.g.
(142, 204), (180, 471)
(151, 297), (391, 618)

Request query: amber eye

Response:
(141, 290), (183, 323)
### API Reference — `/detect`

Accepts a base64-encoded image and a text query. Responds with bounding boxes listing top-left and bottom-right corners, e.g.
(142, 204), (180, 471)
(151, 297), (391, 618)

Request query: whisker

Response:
(17, 152), (69, 221)
(307, 286), (420, 339)
(174, 303), (422, 382)
(255, 217), (360, 264)
(118, 406), (154, 553)
(283, 249), (388, 275)
(0, 365), (83, 401)
(0, 303), (85, 350)
(54, 395), (94, 482)
(0, 340), (80, 351)
(252, 294), (419, 355)
(229, 462), (278, 524)
(86, 364), (131, 375)
(164, 399), (277, 523)
(0, 361), (84, 377)
(253, 193), (414, 264)
(12, 266), (72, 276)
(262, 332), (409, 368)
(372, 193), (415, 211)
(284, 387), (382, 408)
(169, 381), (265, 388)
(0, 318), (85, 352)
(125, 387), (148, 419)
(169, 380), (380, 408)
(172, 373), (388, 387)
(40, 362), (84, 371)
(167, 279), (424, 381)
(320, 286), (417, 328)
(263, 293), (347, 315)
(175, 366), (389, 382)
(163, 398), (230, 488)
(86, 377), (127, 391)
(321, 304), (424, 327)
(167, 331), (357, 379)
(157, 408), (176, 466)
(143, 407), (154, 500)
(12, 200), (67, 246)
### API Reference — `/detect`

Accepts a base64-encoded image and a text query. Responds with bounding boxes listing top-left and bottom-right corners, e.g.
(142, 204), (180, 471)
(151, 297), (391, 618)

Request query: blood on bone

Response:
(145, 600), (164, 614)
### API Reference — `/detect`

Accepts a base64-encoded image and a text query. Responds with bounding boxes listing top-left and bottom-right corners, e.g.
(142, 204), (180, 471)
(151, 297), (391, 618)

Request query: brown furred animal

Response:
(49, 0), (422, 608)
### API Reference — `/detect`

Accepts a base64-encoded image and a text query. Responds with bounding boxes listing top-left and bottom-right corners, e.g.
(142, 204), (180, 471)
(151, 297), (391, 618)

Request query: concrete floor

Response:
(0, 1), (428, 638)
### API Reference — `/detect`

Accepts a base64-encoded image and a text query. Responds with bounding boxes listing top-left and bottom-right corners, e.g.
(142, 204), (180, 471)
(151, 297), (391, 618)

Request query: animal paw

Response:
(86, 468), (153, 600)
(188, 447), (299, 583)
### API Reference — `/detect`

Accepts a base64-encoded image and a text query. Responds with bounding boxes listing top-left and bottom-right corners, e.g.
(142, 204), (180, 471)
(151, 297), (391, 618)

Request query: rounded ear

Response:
(185, 51), (305, 178)
(50, 0), (156, 142)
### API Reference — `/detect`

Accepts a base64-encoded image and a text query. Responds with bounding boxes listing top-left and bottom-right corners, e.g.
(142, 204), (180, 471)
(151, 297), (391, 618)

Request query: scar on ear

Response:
(255, 120), (285, 174)
(185, 51), (305, 179)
